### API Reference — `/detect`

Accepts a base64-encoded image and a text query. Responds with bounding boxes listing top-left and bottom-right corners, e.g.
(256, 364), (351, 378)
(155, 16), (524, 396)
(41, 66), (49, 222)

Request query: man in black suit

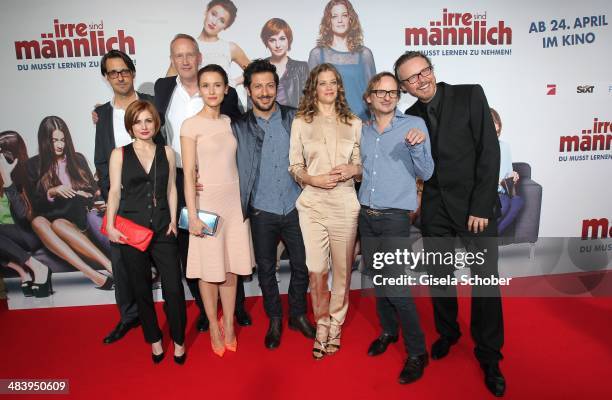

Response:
(395, 52), (505, 397)
(154, 34), (249, 333)
(94, 50), (157, 344)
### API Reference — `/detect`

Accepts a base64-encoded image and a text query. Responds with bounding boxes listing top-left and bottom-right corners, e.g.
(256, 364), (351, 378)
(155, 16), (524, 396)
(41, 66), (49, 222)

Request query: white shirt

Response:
(111, 94), (138, 148)
(166, 76), (203, 168)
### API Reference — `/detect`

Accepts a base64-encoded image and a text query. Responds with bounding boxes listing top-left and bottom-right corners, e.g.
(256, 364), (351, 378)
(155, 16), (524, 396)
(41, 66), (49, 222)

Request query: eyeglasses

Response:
(401, 66), (433, 85)
(370, 89), (400, 99)
(107, 69), (132, 79)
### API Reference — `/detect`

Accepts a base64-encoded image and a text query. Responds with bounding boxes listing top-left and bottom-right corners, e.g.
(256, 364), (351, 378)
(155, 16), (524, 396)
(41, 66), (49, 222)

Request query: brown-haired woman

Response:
(308, 0), (376, 120)
(106, 100), (186, 364)
(0, 131), (51, 297)
(26, 116), (113, 290)
(289, 63), (362, 359)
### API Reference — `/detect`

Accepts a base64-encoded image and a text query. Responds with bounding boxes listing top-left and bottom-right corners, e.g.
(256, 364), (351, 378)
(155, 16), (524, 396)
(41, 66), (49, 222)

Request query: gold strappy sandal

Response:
(326, 325), (341, 355)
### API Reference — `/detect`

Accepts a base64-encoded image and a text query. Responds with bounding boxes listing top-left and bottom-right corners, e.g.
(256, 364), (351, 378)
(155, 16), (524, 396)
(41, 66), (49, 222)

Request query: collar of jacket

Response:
(244, 102), (295, 139)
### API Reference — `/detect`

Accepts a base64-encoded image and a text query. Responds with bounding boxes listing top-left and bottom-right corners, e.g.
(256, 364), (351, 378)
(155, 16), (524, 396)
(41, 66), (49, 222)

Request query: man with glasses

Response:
(95, 49), (157, 344)
(358, 72), (433, 384)
(154, 34), (249, 333)
(394, 51), (505, 397)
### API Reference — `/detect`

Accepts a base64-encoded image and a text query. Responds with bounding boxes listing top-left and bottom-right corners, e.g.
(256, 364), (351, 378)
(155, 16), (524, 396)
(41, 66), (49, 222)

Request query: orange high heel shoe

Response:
(210, 318), (225, 357)
(225, 337), (238, 352)
(219, 316), (237, 352)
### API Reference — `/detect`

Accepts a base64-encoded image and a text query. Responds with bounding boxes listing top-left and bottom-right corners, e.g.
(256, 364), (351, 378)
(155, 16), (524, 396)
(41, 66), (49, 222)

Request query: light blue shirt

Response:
(358, 109), (434, 211)
(251, 108), (301, 215)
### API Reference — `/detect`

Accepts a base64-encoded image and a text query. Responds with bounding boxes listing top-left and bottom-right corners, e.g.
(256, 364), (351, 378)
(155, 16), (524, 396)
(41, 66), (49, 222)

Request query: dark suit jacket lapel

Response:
(436, 82), (454, 150)
(156, 77), (178, 118)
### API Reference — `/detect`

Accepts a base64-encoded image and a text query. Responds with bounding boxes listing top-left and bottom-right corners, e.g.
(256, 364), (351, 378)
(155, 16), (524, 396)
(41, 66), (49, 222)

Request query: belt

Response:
(361, 206), (410, 216)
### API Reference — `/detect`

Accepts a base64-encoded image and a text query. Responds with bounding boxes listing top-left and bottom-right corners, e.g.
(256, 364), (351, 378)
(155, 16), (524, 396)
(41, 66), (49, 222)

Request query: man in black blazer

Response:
(395, 52), (505, 397)
(94, 50), (159, 344)
(154, 34), (249, 333)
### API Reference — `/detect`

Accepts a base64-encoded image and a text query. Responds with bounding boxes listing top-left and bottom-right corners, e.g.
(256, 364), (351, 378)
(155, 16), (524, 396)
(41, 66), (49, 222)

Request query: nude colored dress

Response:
(181, 114), (254, 282)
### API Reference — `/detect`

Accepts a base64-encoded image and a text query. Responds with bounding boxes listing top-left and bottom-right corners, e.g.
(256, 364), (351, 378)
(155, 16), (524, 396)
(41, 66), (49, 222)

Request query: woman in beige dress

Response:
(180, 64), (254, 357)
(289, 63), (362, 359)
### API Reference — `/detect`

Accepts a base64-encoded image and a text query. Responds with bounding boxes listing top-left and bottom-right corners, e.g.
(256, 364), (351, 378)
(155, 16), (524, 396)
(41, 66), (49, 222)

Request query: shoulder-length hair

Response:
(36, 116), (94, 194)
(0, 130), (33, 220)
(317, 0), (364, 52)
(124, 100), (161, 138)
(296, 63), (354, 125)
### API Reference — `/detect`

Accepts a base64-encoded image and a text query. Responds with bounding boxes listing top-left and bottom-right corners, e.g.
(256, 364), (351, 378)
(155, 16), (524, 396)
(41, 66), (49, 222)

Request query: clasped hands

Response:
(311, 164), (359, 190)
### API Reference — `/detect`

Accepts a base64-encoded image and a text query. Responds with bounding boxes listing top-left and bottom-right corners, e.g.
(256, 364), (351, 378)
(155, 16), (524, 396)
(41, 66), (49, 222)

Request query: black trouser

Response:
(176, 168), (246, 317)
(0, 224), (41, 265)
(119, 233), (186, 345)
(359, 207), (426, 356)
(249, 207), (309, 319)
(110, 244), (139, 324)
(422, 203), (504, 363)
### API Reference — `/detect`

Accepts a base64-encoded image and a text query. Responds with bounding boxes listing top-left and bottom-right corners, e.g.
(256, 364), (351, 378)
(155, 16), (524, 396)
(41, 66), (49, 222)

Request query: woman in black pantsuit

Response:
(105, 100), (187, 364)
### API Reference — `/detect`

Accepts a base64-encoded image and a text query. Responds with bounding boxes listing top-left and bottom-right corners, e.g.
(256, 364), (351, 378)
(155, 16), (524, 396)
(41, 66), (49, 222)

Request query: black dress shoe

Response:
(398, 353), (429, 384)
(431, 336), (459, 360)
(174, 353), (187, 365)
(481, 362), (506, 397)
(367, 333), (399, 356)
(103, 320), (140, 344)
(235, 309), (252, 327)
(264, 318), (282, 349)
(288, 315), (315, 339)
(152, 352), (165, 364)
(196, 314), (209, 332)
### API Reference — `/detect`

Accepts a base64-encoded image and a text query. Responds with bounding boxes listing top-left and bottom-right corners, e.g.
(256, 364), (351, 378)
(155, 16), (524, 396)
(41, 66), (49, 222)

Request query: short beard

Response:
(252, 98), (275, 113)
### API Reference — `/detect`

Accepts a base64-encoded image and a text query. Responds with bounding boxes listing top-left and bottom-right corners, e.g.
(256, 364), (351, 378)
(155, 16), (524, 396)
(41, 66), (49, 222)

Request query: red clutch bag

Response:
(101, 214), (154, 252)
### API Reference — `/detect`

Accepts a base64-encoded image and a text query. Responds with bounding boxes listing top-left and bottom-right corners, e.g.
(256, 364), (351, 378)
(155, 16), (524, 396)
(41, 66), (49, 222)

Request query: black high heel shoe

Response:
(20, 280), (33, 297)
(152, 351), (165, 364)
(174, 353), (187, 365)
(95, 276), (114, 291)
(32, 269), (53, 298)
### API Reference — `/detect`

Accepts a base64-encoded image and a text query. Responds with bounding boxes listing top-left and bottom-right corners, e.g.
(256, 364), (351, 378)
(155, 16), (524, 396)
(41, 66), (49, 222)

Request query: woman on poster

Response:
(0, 131), (52, 297)
(308, 0), (376, 120)
(26, 116), (113, 290)
(260, 18), (309, 108)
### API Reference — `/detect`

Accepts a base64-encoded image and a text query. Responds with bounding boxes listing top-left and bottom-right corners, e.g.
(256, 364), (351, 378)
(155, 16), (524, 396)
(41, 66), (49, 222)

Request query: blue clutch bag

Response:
(178, 207), (219, 236)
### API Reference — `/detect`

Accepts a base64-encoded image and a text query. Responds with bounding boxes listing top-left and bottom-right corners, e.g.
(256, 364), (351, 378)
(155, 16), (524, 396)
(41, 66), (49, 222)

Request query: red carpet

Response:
(1, 292), (611, 399)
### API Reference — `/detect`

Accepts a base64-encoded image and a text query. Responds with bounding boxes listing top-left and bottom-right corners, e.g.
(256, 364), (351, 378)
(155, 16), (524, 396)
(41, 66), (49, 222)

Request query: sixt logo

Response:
(405, 8), (512, 46)
(14, 19), (135, 60)
(577, 85), (595, 94)
(546, 84), (557, 95)
(582, 218), (612, 239)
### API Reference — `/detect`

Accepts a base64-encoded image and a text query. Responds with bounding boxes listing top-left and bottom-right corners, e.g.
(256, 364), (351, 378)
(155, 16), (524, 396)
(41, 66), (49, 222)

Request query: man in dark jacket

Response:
(395, 51), (505, 397)
(232, 59), (315, 349)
